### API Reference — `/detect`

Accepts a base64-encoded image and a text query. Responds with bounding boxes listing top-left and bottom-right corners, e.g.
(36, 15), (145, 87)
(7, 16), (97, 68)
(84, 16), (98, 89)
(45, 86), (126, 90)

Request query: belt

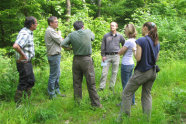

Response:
(50, 53), (61, 56)
(16, 60), (31, 63)
(105, 52), (118, 55)
(74, 55), (91, 57)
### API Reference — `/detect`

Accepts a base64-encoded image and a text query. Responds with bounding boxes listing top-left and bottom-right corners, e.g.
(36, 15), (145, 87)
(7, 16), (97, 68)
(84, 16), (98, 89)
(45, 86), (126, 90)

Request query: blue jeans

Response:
(121, 64), (135, 104)
(48, 54), (61, 98)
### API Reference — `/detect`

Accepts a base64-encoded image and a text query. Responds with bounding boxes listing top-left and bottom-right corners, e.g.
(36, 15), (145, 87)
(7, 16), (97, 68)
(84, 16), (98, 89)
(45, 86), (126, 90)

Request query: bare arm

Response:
(13, 43), (27, 60)
(118, 46), (128, 55)
(134, 44), (142, 62)
(156, 53), (159, 61)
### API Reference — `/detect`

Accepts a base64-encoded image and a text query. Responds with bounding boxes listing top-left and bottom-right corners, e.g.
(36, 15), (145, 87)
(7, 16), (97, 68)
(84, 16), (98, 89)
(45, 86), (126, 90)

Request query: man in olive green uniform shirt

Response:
(61, 21), (101, 107)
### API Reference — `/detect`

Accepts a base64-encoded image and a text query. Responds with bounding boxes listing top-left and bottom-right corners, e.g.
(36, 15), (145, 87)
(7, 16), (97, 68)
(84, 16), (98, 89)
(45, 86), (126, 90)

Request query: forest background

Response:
(0, 0), (185, 123)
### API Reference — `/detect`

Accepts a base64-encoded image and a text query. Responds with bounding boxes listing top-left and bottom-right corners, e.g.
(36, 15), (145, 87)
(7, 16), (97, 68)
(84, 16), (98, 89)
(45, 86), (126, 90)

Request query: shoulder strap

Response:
(145, 36), (156, 65)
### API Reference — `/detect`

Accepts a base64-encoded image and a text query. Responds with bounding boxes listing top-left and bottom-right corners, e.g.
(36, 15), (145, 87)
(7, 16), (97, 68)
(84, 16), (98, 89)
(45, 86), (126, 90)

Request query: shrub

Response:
(61, 10), (110, 51)
(163, 88), (186, 122)
(131, 8), (186, 60)
(0, 55), (18, 100)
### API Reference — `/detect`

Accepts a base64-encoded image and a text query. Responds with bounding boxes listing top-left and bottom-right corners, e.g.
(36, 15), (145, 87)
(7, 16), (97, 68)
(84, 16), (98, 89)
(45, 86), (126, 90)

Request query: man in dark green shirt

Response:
(61, 21), (101, 107)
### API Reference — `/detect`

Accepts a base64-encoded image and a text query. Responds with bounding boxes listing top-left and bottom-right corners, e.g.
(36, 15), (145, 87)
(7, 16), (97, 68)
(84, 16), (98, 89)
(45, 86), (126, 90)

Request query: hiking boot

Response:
(24, 88), (32, 99)
(14, 90), (23, 104)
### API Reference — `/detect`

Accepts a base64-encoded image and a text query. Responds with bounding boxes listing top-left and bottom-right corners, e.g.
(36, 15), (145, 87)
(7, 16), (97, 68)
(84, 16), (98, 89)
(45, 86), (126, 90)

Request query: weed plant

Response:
(0, 51), (185, 123)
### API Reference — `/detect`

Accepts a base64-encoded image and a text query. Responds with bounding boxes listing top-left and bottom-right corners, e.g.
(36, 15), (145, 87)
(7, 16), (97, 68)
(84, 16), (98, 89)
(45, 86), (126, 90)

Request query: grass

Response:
(0, 51), (185, 124)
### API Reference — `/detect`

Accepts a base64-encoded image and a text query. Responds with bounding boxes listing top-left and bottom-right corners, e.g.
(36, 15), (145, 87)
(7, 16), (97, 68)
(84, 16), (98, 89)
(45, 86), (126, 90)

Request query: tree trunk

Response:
(82, 0), (86, 8)
(0, 20), (5, 47)
(97, 0), (101, 17)
(66, 0), (71, 22)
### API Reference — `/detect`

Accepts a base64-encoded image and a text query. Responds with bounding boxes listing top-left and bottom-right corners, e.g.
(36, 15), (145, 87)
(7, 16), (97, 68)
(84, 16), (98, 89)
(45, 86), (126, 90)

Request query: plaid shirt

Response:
(15, 27), (35, 61)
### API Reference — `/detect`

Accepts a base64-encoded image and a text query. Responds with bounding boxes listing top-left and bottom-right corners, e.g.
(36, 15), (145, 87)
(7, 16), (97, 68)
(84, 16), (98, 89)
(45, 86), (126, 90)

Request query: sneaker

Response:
(132, 103), (136, 106)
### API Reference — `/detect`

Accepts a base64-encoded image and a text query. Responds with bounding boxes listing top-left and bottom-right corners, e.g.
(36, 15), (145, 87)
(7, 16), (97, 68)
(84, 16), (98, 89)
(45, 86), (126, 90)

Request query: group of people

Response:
(13, 16), (160, 120)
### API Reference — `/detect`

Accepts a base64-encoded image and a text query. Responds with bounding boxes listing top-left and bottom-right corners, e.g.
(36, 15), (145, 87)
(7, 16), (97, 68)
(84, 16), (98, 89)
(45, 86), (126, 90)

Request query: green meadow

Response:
(0, 51), (185, 124)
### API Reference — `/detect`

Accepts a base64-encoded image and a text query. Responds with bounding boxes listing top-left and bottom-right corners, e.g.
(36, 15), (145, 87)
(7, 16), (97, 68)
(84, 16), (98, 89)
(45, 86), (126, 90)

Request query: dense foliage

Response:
(0, 0), (185, 63)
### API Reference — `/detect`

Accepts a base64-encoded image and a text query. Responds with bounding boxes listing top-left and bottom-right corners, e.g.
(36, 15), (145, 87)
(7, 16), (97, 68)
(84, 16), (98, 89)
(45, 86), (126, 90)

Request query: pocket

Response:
(123, 65), (134, 73)
(24, 63), (32, 76)
(155, 65), (160, 73)
(133, 70), (149, 85)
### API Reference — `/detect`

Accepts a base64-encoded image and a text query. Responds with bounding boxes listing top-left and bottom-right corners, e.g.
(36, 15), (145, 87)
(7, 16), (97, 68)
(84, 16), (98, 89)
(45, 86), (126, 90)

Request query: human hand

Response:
(132, 47), (136, 52)
(57, 30), (61, 36)
(132, 47), (136, 55)
(18, 55), (28, 62)
(63, 47), (72, 51)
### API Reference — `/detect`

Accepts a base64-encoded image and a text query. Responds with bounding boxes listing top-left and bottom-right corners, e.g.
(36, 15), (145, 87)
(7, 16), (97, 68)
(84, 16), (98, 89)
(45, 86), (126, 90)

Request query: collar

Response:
(48, 26), (55, 30)
(24, 27), (33, 35)
(109, 31), (118, 36)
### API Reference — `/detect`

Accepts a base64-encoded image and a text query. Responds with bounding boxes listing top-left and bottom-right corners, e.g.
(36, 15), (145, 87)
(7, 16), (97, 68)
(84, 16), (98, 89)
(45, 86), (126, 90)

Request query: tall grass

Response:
(0, 52), (185, 124)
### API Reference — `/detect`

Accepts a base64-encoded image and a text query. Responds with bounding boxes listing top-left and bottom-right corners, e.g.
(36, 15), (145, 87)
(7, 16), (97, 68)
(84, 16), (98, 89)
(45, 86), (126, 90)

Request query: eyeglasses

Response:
(34, 22), (38, 25)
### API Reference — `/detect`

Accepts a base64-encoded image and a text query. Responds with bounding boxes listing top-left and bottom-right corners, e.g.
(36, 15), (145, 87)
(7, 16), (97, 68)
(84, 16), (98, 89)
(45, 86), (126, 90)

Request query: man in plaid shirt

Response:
(13, 16), (38, 104)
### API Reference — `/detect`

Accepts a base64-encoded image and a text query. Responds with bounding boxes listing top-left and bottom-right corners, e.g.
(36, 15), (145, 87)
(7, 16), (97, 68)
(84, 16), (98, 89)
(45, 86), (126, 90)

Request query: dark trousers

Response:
(16, 61), (35, 91)
(73, 55), (100, 106)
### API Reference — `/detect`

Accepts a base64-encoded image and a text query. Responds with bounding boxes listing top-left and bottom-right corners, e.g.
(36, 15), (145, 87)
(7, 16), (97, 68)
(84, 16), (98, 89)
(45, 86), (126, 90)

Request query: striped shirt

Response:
(15, 27), (35, 60)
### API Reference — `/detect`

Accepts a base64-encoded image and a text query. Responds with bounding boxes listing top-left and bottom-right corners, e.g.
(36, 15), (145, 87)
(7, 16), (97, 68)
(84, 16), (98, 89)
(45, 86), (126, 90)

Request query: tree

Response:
(97, 0), (101, 17)
(66, 0), (71, 22)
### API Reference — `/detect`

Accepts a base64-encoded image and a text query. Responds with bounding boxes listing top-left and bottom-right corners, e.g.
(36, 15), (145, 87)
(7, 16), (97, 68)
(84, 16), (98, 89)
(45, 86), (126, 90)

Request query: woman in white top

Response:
(118, 24), (137, 105)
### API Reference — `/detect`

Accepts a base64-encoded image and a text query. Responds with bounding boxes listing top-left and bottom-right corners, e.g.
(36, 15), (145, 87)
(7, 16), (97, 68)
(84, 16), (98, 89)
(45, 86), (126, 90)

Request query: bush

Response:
(131, 7), (186, 60)
(0, 55), (18, 100)
(60, 10), (111, 51)
(163, 88), (186, 122)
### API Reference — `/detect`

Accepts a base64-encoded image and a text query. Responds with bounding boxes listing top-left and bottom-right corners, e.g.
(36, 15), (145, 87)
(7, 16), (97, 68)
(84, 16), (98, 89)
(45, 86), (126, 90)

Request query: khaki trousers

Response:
(120, 68), (156, 117)
(100, 54), (120, 89)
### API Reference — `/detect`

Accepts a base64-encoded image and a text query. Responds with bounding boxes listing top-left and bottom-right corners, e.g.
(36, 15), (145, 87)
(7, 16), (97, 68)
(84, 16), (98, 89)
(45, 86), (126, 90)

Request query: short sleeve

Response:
(124, 40), (130, 48)
(136, 38), (143, 47)
(120, 35), (125, 46)
(15, 33), (29, 48)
